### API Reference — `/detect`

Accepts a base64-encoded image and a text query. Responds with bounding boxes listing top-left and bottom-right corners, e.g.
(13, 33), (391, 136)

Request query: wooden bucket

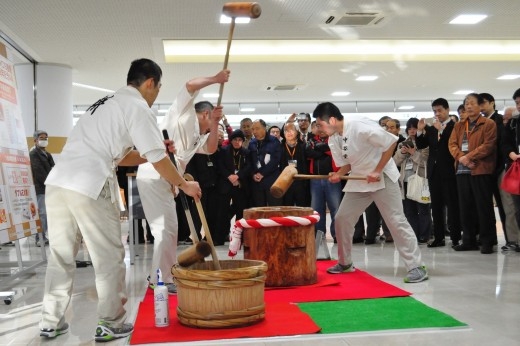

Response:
(171, 259), (268, 328)
(243, 206), (317, 287)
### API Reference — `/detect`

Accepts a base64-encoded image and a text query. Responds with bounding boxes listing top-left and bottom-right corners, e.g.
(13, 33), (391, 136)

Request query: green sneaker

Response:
(326, 262), (355, 274)
(94, 321), (133, 342)
(404, 266), (428, 283)
(40, 322), (69, 338)
(147, 275), (156, 290)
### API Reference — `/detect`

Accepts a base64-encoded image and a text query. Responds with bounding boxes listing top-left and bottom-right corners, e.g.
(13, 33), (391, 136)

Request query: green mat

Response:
(297, 297), (466, 334)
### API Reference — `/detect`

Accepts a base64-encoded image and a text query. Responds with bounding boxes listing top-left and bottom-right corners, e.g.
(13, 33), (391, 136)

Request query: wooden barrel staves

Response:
(243, 206), (317, 287)
(172, 259), (268, 328)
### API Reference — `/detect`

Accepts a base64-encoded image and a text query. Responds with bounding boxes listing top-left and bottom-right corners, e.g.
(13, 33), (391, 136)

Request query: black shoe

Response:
(453, 243), (479, 251)
(480, 245), (493, 254)
(427, 240), (445, 248)
(418, 238), (428, 244)
(451, 240), (460, 248)
(364, 239), (376, 245)
(333, 237), (337, 244)
(352, 237), (364, 244)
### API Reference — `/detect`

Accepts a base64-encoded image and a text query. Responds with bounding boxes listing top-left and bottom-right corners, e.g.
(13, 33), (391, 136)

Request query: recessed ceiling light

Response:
(453, 90), (474, 95)
(220, 15), (250, 24)
(497, 74), (520, 80)
(72, 82), (114, 93)
(202, 93), (219, 98)
(356, 76), (378, 81)
(331, 91), (350, 97)
(398, 106), (415, 110)
(450, 15), (487, 25)
(240, 107), (255, 112)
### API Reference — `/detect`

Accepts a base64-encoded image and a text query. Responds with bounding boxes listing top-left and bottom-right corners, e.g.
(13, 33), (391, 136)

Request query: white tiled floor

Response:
(1, 216), (519, 346)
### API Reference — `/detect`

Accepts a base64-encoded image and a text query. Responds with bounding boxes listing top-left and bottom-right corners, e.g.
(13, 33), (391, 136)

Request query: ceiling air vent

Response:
(328, 12), (384, 26)
(265, 84), (304, 91)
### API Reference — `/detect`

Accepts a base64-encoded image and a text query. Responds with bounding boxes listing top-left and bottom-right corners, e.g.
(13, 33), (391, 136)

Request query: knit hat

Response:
(229, 129), (245, 141)
(33, 130), (48, 139)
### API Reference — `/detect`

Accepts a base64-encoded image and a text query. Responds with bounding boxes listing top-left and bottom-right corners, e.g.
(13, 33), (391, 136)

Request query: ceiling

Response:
(1, 0), (520, 117)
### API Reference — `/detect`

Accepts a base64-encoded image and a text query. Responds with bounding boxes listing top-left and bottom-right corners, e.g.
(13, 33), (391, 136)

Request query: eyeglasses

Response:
(297, 118), (309, 122)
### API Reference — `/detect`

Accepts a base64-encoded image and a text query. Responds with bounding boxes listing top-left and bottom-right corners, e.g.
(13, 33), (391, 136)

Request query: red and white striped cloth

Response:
(228, 211), (320, 257)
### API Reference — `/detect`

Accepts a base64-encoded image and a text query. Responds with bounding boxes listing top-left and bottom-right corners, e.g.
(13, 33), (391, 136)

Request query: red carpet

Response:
(265, 261), (410, 303)
(130, 260), (410, 345)
(130, 291), (320, 344)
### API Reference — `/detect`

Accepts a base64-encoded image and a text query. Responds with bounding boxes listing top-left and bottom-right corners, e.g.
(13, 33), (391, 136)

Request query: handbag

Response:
(500, 160), (520, 195)
(406, 161), (431, 204)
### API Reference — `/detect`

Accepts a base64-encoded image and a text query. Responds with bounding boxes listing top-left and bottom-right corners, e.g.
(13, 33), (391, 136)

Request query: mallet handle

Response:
(294, 174), (366, 181)
(217, 18), (236, 106)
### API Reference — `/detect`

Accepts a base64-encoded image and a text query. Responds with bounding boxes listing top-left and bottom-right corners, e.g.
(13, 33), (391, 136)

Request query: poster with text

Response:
(0, 48), (39, 242)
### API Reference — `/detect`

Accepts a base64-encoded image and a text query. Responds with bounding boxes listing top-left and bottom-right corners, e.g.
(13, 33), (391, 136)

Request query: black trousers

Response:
(456, 174), (496, 247)
(429, 170), (461, 243)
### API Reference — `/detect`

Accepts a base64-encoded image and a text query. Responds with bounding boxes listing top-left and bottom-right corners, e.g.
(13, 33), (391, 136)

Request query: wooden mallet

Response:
(161, 130), (212, 267)
(270, 165), (367, 198)
(217, 2), (261, 106)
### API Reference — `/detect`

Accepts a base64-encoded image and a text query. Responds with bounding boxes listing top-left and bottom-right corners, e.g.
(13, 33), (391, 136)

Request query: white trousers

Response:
(136, 177), (178, 284)
(335, 174), (422, 271)
(41, 184), (127, 329)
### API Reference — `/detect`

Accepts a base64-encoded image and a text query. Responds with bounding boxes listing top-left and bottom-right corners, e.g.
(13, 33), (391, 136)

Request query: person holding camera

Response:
(393, 118), (432, 244)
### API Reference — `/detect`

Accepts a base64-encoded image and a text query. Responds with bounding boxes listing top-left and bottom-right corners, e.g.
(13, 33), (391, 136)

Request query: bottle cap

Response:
(157, 269), (164, 286)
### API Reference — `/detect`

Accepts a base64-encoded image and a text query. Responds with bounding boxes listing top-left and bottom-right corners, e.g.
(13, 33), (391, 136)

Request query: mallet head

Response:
(222, 2), (262, 19)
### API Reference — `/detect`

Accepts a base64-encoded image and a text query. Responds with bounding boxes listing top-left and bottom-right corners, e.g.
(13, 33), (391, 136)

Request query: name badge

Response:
(405, 160), (413, 170)
(461, 142), (469, 152)
(288, 159), (297, 166)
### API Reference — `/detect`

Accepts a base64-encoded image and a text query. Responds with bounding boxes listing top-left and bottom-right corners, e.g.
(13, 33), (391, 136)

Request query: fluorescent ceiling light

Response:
(203, 93), (219, 98)
(220, 15), (250, 24)
(398, 106), (415, 110)
(450, 15), (487, 25)
(240, 107), (255, 112)
(331, 91), (350, 96)
(72, 82), (114, 93)
(72, 110), (85, 115)
(157, 109), (169, 113)
(453, 90), (474, 95)
(356, 76), (378, 81)
(164, 40), (520, 63)
(497, 74), (520, 80)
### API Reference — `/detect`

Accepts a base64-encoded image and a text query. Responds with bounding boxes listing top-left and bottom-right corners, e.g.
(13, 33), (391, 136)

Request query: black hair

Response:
(513, 88), (520, 100)
(431, 98), (449, 109)
(126, 58), (162, 87)
(378, 115), (391, 125)
(194, 101), (214, 113)
(240, 117), (252, 125)
(457, 104), (465, 114)
(269, 125), (280, 132)
(478, 93), (495, 108)
(312, 102), (343, 122)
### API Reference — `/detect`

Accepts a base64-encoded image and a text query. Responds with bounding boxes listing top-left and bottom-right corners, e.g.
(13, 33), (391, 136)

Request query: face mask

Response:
(38, 139), (49, 148)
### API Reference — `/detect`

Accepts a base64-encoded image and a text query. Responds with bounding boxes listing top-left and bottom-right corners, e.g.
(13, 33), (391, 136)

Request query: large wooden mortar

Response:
(243, 206), (317, 287)
(172, 259), (267, 328)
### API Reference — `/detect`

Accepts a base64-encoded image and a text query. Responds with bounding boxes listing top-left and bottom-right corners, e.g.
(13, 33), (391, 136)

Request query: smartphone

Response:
(424, 118), (435, 126)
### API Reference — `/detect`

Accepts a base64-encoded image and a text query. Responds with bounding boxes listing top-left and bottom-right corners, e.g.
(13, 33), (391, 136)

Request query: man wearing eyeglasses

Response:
(284, 112), (313, 142)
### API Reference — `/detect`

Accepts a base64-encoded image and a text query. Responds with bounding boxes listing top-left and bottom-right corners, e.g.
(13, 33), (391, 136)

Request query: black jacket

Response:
(30, 147), (55, 195)
(415, 120), (457, 179)
(216, 145), (252, 194)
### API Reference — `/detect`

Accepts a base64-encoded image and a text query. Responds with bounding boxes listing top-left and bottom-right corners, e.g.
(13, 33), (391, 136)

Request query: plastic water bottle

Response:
(154, 269), (169, 327)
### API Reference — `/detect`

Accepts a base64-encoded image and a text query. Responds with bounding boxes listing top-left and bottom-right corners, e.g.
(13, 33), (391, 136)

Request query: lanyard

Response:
(285, 143), (296, 159)
(233, 149), (241, 170)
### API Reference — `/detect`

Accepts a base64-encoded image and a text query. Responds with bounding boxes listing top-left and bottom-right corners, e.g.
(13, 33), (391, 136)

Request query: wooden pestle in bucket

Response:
(184, 173), (221, 270)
